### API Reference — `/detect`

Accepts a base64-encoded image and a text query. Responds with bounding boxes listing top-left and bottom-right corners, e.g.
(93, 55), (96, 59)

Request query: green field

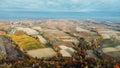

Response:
(8, 34), (45, 50)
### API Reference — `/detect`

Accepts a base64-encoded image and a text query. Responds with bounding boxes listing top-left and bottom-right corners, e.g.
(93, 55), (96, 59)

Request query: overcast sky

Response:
(0, 0), (120, 12)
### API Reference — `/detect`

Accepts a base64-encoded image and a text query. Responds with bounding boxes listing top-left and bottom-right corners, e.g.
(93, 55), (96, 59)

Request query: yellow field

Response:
(8, 34), (45, 50)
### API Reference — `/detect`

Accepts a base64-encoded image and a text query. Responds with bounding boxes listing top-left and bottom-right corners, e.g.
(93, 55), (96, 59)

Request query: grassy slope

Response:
(8, 34), (45, 50)
(99, 39), (119, 48)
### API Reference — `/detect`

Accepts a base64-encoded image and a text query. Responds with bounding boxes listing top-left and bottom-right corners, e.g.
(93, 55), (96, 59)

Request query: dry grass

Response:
(27, 48), (57, 58)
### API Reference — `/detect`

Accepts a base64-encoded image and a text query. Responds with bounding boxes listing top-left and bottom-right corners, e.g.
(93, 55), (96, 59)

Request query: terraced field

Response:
(8, 34), (45, 50)
(0, 36), (21, 60)
(1, 36), (20, 60)
(0, 36), (6, 60)
(99, 39), (119, 48)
